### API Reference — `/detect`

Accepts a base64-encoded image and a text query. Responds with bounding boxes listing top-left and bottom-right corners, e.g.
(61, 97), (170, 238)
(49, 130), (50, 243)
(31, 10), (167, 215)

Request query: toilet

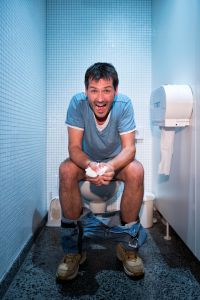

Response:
(79, 180), (155, 228)
(79, 180), (124, 214)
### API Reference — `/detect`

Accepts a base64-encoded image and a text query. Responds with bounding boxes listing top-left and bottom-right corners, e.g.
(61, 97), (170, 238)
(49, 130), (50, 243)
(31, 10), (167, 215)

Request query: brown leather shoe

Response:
(116, 243), (144, 277)
(56, 252), (86, 280)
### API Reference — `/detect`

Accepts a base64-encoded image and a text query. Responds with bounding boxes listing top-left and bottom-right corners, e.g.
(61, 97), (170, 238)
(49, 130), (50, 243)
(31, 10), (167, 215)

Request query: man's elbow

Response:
(131, 145), (136, 160)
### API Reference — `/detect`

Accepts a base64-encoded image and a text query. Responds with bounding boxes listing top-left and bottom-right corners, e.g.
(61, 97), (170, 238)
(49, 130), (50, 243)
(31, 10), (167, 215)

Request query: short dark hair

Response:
(84, 62), (119, 90)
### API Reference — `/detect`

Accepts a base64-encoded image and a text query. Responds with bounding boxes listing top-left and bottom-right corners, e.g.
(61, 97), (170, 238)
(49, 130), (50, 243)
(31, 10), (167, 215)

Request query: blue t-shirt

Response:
(66, 92), (136, 162)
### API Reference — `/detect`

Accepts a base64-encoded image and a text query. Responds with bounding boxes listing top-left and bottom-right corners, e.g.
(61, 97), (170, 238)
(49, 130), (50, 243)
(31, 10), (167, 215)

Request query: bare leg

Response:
(59, 159), (85, 220)
(115, 160), (144, 224)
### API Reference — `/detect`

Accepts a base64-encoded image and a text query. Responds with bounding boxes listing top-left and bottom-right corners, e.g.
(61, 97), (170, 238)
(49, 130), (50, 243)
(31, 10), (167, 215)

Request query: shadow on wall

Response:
(32, 209), (45, 236)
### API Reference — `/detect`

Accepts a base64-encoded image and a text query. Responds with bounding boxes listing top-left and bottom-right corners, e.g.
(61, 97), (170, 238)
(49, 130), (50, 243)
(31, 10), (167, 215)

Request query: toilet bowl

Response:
(79, 181), (155, 228)
(79, 180), (124, 214)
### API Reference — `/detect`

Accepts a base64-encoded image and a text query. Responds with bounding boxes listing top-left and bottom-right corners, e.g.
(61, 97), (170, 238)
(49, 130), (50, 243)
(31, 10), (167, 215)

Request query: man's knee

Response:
(130, 161), (144, 179)
(59, 160), (69, 181)
(59, 159), (80, 181)
(122, 160), (144, 183)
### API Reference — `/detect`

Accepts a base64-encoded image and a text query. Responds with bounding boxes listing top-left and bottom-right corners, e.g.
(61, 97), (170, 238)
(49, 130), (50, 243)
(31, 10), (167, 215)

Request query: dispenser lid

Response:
(150, 84), (193, 127)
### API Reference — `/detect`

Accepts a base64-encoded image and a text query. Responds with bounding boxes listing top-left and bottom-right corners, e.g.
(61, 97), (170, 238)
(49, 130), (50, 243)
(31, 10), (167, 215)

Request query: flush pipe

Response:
(161, 217), (172, 240)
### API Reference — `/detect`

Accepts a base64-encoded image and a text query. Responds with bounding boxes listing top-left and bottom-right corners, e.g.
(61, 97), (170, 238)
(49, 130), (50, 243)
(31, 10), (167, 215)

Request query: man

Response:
(56, 62), (147, 281)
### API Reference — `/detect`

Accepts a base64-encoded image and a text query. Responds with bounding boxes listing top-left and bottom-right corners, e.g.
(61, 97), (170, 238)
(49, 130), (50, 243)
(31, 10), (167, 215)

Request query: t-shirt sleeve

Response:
(65, 96), (84, 130)
(118, 99), (136, 135)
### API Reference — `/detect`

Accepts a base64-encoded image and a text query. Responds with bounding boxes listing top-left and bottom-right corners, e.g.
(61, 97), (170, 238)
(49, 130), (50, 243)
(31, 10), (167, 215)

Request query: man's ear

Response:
(115, 86), (118, 95)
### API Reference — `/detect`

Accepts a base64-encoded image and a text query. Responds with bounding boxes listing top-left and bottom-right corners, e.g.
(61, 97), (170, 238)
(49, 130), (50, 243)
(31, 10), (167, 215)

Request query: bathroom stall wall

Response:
(195, 2), (200, 261)
(152, 0), (200, 259)
(0, 0), (47, 281)
(47, 0), (152, 203)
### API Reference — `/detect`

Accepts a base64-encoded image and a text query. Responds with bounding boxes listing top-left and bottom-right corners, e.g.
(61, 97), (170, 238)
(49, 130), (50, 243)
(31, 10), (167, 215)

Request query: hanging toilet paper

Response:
(158, 128), (175, 175)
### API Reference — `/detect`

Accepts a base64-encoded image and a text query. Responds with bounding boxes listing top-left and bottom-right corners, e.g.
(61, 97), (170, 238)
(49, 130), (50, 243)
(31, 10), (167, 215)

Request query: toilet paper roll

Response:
(158, 128), (175, 175)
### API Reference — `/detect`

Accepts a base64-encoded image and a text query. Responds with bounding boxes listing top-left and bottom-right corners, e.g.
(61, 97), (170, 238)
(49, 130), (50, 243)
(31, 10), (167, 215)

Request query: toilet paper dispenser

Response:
(150, 84), (193, 176)
(150, 84), (193, 127)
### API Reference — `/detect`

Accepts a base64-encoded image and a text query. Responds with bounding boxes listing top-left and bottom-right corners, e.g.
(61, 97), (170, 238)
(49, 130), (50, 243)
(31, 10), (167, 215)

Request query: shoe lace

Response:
(63, 254), (78, 263)
(126, 251), (137, 261)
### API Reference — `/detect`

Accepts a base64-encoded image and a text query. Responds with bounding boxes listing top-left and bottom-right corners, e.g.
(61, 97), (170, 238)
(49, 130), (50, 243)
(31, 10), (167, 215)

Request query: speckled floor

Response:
(2, 213), (200, 300)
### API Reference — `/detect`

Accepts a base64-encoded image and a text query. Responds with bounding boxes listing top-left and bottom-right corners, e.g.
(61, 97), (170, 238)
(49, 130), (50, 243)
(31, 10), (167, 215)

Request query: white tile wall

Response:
(46, 0), (152, 202)
(0, 0), (46, 281)
(0, 0), (152, 282)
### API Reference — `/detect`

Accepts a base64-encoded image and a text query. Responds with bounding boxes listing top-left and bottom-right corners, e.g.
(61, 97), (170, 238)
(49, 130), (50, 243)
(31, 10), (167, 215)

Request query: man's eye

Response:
(104, 89), (111, 94)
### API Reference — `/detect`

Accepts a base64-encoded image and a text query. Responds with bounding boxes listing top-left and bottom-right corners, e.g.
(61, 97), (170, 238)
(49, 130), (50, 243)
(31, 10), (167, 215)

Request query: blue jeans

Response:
(61, 209), (147, 254)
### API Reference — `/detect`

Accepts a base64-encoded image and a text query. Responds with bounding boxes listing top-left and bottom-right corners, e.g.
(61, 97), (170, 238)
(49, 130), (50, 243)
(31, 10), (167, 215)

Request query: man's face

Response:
(85, 78), (118, 124)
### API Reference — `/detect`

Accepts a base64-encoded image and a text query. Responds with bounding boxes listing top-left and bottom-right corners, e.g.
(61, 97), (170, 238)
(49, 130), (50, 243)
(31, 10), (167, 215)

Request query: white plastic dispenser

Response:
(150, 85), (193, 127)
(150, 85), (193, 175)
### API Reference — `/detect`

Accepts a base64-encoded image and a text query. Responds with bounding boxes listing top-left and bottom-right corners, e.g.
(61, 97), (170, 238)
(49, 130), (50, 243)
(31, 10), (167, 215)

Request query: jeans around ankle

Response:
(61, 210), (147, 254)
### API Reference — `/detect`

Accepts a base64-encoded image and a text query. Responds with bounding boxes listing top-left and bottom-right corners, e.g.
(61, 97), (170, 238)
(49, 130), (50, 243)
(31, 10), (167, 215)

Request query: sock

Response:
(61, 214), (77, 228)
(123, 220), (138, 228)
(121, 215), (139, 227)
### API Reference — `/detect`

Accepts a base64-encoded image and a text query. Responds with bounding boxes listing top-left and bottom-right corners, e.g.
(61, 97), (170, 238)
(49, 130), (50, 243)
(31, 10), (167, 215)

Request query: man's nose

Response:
(97, 91), (104, 101)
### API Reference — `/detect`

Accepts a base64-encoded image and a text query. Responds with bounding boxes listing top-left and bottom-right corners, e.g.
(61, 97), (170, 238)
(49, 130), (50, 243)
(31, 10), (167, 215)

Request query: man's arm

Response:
(108, 131), (136, 171)
(68, 127), (107, 185)
(68, 127), (136, 185)
(68, 127), (90, 170)
(98, 131), (136, 185)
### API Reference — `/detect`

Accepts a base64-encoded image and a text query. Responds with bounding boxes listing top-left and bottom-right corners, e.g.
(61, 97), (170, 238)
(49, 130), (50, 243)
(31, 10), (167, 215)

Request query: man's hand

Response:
(85, 162), (115, 186)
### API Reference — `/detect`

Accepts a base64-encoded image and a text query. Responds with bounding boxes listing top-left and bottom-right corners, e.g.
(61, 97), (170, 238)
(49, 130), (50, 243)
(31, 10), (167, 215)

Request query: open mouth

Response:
(95, 103), (107, 113)
(96, 103), (106, 107)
